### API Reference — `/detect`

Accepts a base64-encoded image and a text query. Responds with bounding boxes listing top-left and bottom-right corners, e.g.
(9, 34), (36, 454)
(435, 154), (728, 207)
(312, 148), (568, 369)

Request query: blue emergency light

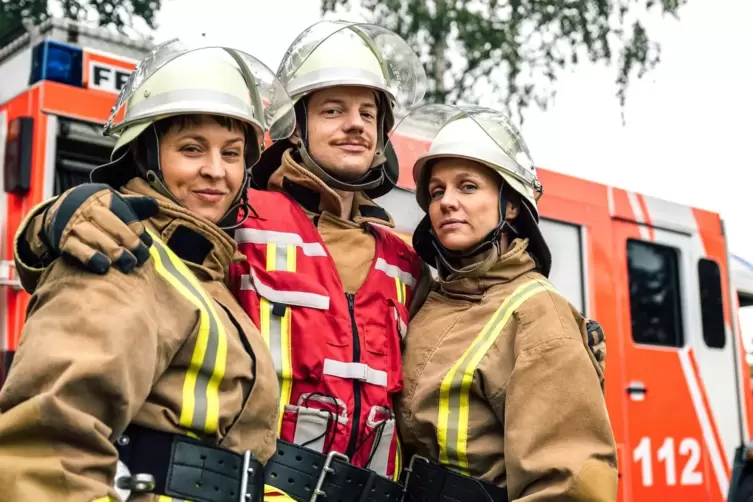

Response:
(28, 40), (84, 87)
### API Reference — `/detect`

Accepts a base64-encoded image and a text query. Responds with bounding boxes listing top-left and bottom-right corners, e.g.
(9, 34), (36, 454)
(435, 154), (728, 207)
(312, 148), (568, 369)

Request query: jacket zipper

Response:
(345, 292), (361, 458)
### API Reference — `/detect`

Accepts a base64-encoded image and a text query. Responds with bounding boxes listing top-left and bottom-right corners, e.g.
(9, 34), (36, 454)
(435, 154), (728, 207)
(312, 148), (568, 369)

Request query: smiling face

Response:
(157, 114), (248, 223)
(427, 157), (518, 252)
(297, 85), (379, 181)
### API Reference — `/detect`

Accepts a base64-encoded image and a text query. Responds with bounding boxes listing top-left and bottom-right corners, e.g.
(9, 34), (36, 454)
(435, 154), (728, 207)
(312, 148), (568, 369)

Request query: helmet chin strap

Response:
(293, 97), (388, 193)
(430, 185), (518, 276)
(136, 123), (255, 233)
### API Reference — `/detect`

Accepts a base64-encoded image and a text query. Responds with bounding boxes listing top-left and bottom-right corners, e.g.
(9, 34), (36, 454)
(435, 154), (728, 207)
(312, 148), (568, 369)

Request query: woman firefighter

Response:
(393, 104), (618, 502)
(0, 37), (296, 501)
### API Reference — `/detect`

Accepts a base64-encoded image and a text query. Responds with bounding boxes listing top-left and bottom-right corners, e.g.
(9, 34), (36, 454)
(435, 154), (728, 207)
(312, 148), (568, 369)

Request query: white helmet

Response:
(92, 35), (296, 228)
(251, 21), (427, 198)
(389, 104), (551, 276)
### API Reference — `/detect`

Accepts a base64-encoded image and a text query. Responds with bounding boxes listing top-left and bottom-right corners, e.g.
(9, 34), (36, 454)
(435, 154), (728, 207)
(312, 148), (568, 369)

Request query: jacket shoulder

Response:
(502, 273), (584, 353)
(35, 253), (199, 341)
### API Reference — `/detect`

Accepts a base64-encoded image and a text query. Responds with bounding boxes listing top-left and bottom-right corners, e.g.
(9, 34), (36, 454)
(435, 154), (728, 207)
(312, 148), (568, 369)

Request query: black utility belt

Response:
(113, 426), (506, 502)
(114, 425), (403, 502)
(114, 424), (264, 502)
(402, 455), (509, 502)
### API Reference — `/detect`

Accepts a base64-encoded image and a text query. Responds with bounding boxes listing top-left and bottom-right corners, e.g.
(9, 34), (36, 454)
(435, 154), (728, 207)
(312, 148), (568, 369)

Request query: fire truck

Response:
(1, 17), (752, 502)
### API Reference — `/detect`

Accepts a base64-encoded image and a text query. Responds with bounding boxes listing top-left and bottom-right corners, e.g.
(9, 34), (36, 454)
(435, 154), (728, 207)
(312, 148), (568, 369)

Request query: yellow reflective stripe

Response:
(260, 243), (276, 347)
(394, 277), (405, 304)
(147, 230), (228, 435)
(437, 279), (556, 473)
(393, 435), (402, 481)
(278, 245), (295, 430)
(259, 243), (295, 433)
(92, 497), (118, 502)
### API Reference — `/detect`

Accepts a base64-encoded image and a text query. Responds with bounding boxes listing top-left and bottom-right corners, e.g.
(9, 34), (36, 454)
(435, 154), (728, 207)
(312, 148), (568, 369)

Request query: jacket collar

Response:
(436, 238), (537, 301)
(266, 148), (395, 228)
(122, 178), (244, 282)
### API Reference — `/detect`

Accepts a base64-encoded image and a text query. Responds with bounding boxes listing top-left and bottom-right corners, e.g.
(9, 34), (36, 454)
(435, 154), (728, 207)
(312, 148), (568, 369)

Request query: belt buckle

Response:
(310, 450), (349, 502)
(401, 455), (429, 501)
(239, 450), (258, 502)
(114, 460), (156, 501)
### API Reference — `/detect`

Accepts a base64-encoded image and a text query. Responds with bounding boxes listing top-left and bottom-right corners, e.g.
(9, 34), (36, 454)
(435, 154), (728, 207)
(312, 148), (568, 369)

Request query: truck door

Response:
(613, 218), (731, 502)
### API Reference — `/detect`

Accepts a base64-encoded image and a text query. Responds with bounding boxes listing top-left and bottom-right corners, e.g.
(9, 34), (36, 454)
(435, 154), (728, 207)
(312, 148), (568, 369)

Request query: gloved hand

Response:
(33, 183), (159, 274)
(586, 319), (607, 389)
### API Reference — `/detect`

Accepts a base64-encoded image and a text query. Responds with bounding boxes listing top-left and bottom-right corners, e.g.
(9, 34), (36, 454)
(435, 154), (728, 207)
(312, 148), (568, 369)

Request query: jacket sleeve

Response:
(492, 289), (619, 501)
(13, 197), (56, 294)
(0, 261), (176, 501)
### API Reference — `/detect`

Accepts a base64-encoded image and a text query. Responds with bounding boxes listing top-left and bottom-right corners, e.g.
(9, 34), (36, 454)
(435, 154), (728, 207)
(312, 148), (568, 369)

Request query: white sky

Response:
(151, 0), (753, 340)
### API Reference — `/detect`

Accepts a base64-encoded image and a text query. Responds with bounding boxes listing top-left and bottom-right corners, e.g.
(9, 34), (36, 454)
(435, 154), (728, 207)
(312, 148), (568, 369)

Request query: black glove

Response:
(35, 183), (159, 274)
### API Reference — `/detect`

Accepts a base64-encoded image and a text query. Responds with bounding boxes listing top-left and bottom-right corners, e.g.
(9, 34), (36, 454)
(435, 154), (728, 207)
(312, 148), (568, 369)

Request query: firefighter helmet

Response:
(388, 104), (551, 276)
(251, 21), (426, 199)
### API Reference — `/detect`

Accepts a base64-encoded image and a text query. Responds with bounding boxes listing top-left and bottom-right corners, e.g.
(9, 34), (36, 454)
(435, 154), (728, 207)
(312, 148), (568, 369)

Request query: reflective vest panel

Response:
(231, 189), (422, 477)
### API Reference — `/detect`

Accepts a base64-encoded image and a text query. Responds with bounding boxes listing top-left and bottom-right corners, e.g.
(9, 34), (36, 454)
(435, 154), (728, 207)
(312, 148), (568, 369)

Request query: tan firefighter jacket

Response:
(396, 238), (618, 501)
(0, 177), (280, 502)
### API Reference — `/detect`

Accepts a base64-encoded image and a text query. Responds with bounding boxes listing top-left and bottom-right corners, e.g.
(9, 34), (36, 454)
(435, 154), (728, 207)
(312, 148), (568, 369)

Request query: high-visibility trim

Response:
(393, 434), (402, 482)
(258, 243), (296, 433)
(375, 257), (416, 287)
(92, 497), (118, 502)
(236, 228), (327, 257)
(322, 358), (388, 387)
(148, 230), (228, 436)
(394, 277), (405, 305)
(437, 279), (556, 473)
(241, 269), (330, 310)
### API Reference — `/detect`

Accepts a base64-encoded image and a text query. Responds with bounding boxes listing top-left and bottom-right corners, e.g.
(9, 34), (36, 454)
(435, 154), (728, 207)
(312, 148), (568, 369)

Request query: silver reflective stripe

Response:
(125, 88), (256, 124)
(235, 228), (327, 257)
(286, 67), (392, 100)
(428, 140), (537, 187)
(268, 245), (289, 384)
(240, 270), (330, 310)
(322, 358), (387, 387)
(375, 257), (416, 287)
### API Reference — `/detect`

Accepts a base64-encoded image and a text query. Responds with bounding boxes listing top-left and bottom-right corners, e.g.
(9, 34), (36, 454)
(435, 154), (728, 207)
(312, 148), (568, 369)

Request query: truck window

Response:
(698, 258), (725, 349)
(539, 218), (586, 315)
(627, 239), (684, 347)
